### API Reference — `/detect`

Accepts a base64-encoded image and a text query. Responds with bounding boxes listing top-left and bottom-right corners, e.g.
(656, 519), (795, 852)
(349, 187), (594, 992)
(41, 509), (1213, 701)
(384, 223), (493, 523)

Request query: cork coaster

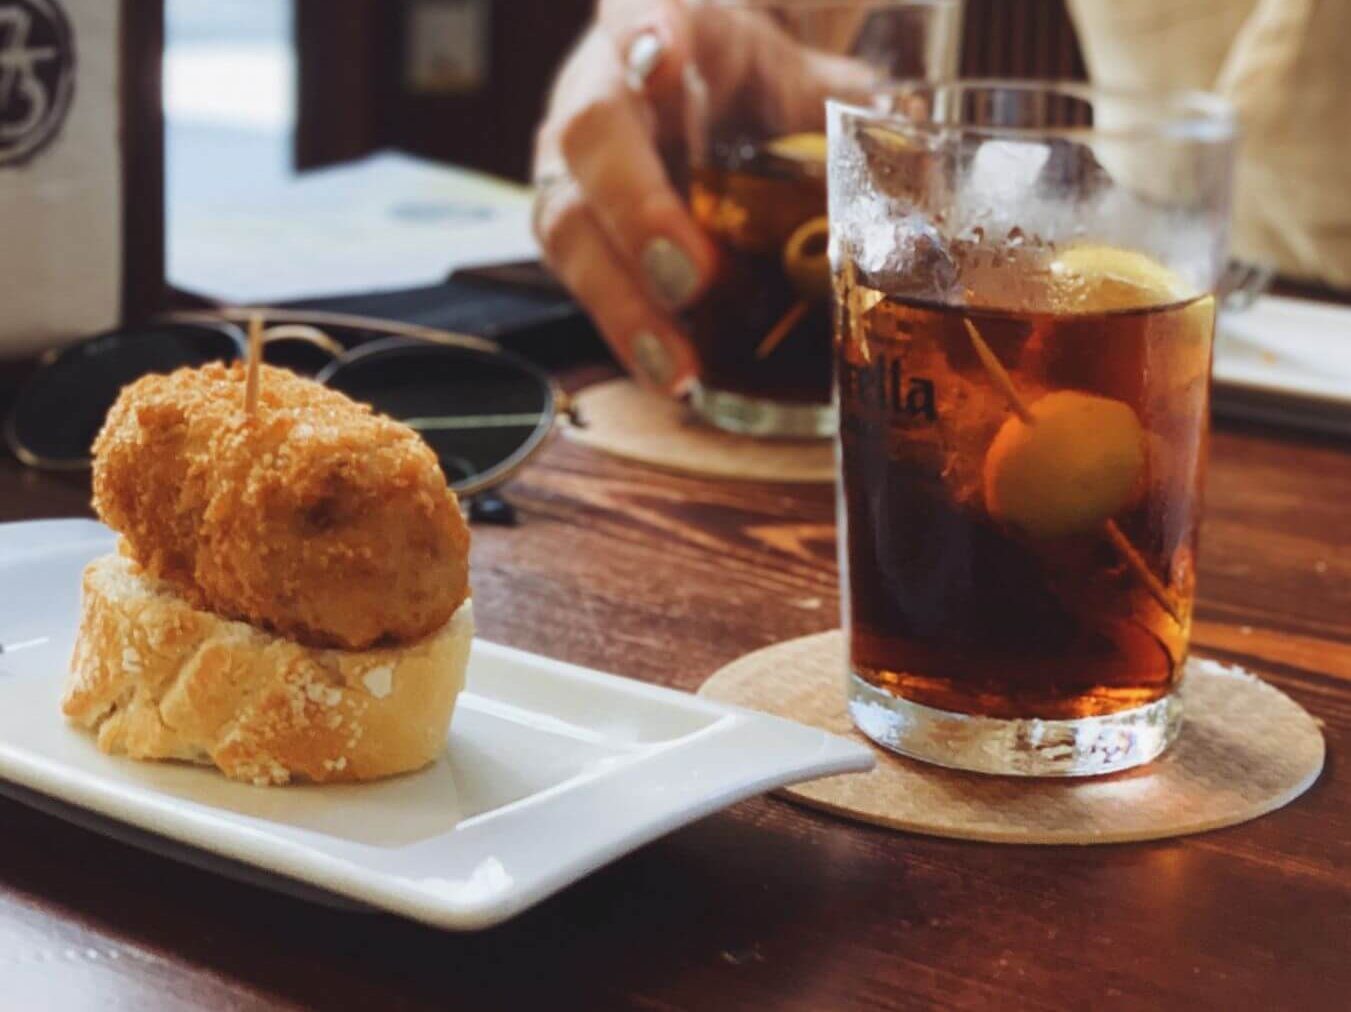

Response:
(698, 631), (1325, 844)
(564, 379), (834, 483)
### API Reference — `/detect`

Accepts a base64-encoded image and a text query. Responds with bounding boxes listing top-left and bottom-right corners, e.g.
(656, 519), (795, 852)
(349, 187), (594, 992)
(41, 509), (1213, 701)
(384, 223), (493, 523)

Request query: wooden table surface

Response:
(0, 363), (1347, 1011)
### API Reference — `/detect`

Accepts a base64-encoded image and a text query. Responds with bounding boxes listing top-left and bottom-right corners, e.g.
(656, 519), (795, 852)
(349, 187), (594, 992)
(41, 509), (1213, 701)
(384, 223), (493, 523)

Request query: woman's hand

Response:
(532, 0), (867, 393)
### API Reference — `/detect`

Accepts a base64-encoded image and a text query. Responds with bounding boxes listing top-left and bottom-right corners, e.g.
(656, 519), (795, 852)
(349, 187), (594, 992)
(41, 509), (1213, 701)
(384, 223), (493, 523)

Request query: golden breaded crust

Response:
(63, 554), (473, 785)
(92, 362), (470, 650)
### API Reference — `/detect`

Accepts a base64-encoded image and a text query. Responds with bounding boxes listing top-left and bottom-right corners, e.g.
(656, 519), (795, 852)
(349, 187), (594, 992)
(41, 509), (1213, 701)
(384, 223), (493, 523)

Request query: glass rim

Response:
(828, 78), (1238, 144)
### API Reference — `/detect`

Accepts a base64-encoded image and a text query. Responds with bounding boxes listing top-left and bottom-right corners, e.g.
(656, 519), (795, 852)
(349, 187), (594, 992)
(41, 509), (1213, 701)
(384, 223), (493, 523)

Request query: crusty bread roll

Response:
(63, 553), (473, 786)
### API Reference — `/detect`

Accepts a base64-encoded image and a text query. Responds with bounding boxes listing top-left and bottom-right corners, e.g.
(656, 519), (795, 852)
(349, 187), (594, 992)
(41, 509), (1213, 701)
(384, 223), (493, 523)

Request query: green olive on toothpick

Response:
(782, 215), (832, 302)
(983, 390), (1146, 540)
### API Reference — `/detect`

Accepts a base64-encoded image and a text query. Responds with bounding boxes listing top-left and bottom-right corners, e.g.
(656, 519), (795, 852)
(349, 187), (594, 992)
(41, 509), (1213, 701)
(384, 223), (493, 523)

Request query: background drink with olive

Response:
(685, 134), (833, 422)
(680, 1), (964, 437)
(829, 85), (1236, 775)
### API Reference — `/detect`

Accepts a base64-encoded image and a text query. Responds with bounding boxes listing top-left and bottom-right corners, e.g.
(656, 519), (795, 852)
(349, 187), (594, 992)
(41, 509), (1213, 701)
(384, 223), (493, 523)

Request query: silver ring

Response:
(624, 30), (665, 92)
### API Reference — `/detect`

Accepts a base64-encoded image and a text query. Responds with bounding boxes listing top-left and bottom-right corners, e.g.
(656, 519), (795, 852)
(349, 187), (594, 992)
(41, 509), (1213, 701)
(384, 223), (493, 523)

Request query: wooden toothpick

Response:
(244, 313), (264, 416)
(1104, 519), (1183, 624)
(755, 299), (810, 360)
(963, 319), (1034, 423)
(963, 316), (1182, 625)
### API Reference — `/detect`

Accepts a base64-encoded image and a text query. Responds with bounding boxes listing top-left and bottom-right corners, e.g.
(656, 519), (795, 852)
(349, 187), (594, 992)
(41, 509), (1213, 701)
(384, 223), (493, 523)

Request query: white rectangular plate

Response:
(0, 520), (872, 930)
(1215, 295), (1351, 437)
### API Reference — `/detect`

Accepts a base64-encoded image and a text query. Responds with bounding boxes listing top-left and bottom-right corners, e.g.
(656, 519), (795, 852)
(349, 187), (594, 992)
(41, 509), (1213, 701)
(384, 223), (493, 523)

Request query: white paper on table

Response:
(167, 150), (539, 305)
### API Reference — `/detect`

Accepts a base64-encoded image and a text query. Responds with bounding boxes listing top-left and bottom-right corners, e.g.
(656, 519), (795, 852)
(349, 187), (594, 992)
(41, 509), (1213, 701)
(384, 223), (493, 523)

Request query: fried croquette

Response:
(92, 362), (470, 650)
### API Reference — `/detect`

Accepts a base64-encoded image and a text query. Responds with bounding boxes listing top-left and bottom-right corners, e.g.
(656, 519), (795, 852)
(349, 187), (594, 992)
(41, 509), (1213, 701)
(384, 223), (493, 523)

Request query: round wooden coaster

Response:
(698, 631), (1325, 844)
(564, 379), (834, 484)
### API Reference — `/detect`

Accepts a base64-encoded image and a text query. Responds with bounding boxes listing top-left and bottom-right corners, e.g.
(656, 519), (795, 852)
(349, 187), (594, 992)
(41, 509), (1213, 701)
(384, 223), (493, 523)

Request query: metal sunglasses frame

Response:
(8, 307), (575, 499)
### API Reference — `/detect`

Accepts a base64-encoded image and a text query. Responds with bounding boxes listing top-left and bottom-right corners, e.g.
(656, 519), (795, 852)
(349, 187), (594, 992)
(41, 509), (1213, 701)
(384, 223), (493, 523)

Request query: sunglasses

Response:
(5, 310), (575, 521)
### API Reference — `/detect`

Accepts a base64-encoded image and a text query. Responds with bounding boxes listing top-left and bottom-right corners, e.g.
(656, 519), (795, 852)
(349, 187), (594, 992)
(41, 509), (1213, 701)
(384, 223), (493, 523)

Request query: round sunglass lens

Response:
(6, 323), (244, 469)
(317, 339), (553, 494)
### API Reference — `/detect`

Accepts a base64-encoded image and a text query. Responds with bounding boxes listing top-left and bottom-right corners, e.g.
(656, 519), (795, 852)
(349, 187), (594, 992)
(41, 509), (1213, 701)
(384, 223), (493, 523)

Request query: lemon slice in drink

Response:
(1050, 245), (1191, 312)
(859, 125), (913, 156)
(767, 132), (828, 165)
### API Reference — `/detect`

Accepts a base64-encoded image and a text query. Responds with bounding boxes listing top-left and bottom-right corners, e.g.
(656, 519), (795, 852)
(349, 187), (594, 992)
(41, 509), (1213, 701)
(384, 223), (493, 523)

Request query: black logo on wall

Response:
(0, 0), (75, 168)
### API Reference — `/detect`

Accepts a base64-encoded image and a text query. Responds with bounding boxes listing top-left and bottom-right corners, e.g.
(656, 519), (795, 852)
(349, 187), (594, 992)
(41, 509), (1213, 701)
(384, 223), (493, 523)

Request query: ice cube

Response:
(1035, 139), (1112, 199)
(850, 212), (958, 301)
(959, 140), (1051, 217)
(855, 124), (938, 204)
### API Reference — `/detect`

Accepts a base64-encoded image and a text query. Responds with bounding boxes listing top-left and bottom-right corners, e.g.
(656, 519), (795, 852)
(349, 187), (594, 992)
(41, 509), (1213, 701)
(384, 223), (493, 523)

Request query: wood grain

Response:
(0, 363), (1347, 1010)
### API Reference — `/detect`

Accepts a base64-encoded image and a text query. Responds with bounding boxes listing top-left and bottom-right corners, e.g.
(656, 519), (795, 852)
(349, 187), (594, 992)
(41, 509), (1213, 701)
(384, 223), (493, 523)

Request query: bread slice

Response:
(63, 553), (473, 786)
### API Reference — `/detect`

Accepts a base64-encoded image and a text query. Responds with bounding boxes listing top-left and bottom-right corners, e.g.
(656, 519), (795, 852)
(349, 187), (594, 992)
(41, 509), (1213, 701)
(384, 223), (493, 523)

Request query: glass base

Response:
(847, 672), (1183, 777)
(690, 385), (835, 439)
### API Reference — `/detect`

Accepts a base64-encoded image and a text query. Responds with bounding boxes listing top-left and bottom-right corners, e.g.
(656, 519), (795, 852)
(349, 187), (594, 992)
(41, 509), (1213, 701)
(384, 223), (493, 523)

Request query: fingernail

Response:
(631, 331), (678, 390)
(641, 237), (701, 309)
(625, 30), (665, 91)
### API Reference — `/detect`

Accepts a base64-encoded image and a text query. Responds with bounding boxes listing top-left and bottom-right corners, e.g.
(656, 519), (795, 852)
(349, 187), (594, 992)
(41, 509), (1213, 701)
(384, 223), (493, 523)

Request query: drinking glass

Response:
(682, 0), (963, 438)
(828, 82), (1237, 775)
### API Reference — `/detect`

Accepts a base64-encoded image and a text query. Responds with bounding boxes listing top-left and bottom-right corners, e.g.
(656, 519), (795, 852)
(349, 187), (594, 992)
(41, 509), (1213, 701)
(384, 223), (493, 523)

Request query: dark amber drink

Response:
(677, 2), (963, 437)
(828, 85), (1235, 776)
(838, 261), (1214, 725)
(686, 142), (834, 436)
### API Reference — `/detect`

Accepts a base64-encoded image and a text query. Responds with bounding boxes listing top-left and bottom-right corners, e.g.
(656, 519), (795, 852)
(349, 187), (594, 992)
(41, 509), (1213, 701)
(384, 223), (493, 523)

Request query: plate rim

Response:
(0, 519), (874, 930)
(1216, 294), (1351, 407)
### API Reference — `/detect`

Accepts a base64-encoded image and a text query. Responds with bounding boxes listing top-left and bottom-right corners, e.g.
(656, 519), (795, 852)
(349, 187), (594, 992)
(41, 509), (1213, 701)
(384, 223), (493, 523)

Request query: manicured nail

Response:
(631, 331), (678, 390)
(641, 237), (701, 309)
(625, 30), (665, 91)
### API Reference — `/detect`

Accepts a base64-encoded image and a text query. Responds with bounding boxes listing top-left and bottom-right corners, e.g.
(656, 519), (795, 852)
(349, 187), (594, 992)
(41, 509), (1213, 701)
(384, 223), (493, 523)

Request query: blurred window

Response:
(165, 0), (296, 289)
